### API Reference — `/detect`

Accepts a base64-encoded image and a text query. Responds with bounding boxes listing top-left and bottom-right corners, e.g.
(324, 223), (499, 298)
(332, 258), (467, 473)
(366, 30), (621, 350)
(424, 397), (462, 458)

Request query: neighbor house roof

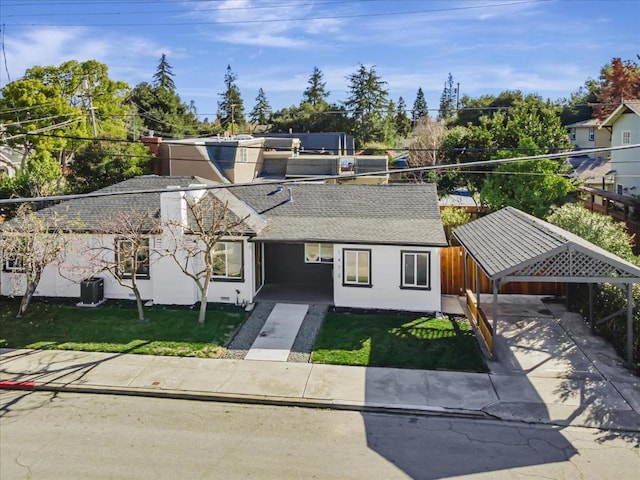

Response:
(233, 183), (447, 246)
(600, 100), (640, 127)
(453, 206), (640, 283)
(566, 118), (601, 128)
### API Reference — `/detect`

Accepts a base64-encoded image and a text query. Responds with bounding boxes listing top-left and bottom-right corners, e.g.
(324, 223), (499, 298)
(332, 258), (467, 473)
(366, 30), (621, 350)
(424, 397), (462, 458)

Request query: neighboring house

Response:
(0, 145), (24, 178)
(149, 134), (388, 185)
(259, 132), (355, 156)
(1, 176), (447, 312)
(568, 155), (614, 190)
(599, 101), (640, 197)
(566, 119), (610, 157)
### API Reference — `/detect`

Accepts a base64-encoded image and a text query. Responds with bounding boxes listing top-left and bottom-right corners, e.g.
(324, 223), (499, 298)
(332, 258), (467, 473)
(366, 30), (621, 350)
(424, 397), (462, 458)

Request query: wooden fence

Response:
(440, 246), (565, 296)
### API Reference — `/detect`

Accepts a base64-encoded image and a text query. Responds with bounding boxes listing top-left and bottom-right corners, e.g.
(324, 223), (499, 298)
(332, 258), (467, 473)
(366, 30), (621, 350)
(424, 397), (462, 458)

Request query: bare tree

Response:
(160, 190), (249, 325)
(0, 206), (73, 318)
(406, 116), (448, 183)
(80, 210), (159, 321)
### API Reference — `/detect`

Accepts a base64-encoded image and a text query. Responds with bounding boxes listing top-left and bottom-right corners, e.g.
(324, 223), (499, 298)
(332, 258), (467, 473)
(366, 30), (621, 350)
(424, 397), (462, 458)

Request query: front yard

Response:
(312, 311), (488, 372)
(0, 298), (246, 358)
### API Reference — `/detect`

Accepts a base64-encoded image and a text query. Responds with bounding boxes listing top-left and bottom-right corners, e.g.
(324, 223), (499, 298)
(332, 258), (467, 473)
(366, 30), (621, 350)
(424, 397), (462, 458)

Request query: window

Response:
(617, 184), (624, 195)
(570, 128), (576, 141)
(401, 251), (430, 289)
(3, 254), (24, 273)
(212, 241), (243, 280)
(343, 249), (371, 287)
(239, 147), (248, 163)
(589, 127), (595, 142)
(116, 238), (150, 279)
(305, 243), (333, 264)
(622, 130), (631, 145)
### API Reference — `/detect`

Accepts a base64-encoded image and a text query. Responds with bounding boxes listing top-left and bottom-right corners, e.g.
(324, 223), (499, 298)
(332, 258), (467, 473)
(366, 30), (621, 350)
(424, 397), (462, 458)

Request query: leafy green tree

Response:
(395, 97), (412, 138)
(412, 87), (428, 124)
(217, 65), (245, 134)
(547, 203), (636, 260)
(302, 67), (330, 108)
(382, 100), (399, 147)
(440, 206), (472, 245)
(344, 64), (389, 146)
(438, 73), (458, 122)
(440, 92), (572, 201)
(454, 90), (523, 127)
(270, 102), (350, 134)
(0, 60), (132, 167)
(153, 53), (176, 91)
(480, 138), (574, 217)
(558, 79), (599, 125)
(249, 88), (272, 126)
(547, 203), (640, 367)
(67, 140), (151, 193)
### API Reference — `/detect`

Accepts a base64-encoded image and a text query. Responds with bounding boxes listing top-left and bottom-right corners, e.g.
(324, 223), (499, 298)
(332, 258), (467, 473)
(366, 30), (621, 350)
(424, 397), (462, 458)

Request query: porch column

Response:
(463, 251), (469, 292)
(475, 262), (481, 305)
(492, 281), (499, 338)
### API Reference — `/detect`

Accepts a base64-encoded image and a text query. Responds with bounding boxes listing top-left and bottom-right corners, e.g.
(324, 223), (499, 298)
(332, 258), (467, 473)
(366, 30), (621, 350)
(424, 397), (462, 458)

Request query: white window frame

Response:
(570, 128), (576, 141)
(3, 255), (25, 273)
(622, 130), (631, 145)
(212, 241), (244, 281)
(588, 127), (595, 142)
(401, 251), (431, 290)
(304, 243), (333, 264)
(116, 238), (150, 279)
(343, 249), (371, 287)
(239, 147), (248, 163)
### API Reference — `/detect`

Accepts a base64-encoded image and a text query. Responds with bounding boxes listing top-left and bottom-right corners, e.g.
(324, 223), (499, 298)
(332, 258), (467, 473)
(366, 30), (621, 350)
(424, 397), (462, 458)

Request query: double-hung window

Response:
(212, 241), (243, 280)
(305, 243), (333, 264)
(343, 249), (371, 287)
(622, 130), (631, 145)
(401, 251), (430, 289)
(588, 127), (595, 142)
(116, 238), (150, 279)
(570, 129), (576, 141)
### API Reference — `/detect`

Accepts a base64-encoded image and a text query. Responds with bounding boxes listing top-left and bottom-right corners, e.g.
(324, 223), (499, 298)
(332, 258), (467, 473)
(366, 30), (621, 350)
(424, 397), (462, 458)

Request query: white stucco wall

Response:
(333, 244), (442, 312)
(609, 112), (640, 195)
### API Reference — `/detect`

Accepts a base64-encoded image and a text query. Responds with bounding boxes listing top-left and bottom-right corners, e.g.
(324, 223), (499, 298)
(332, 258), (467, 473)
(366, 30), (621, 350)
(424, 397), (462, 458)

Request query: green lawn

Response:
(312, 311), (488, 372)
(0, 298), (246, 358)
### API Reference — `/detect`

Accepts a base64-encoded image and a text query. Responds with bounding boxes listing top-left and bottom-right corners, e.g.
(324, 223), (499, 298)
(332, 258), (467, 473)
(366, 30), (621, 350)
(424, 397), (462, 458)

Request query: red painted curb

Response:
(0, 380), (36, 390)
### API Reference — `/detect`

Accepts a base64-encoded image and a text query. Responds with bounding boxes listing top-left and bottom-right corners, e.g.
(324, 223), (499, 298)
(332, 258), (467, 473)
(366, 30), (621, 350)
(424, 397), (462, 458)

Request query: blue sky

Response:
(1, 0), (639, 119)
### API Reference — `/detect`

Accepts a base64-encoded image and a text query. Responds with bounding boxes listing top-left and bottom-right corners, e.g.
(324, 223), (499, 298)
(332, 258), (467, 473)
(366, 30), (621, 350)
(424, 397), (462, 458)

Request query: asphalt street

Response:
(1, 391), (638, 479)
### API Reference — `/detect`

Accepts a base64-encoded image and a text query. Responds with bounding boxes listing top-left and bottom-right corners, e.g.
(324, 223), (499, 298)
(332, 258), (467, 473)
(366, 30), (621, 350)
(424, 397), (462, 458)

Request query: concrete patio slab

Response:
(245, 303), (308, 361)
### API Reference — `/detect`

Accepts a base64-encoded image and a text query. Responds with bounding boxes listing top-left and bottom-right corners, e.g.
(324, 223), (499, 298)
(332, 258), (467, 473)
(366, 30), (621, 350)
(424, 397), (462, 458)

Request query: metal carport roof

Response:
(453, 207), (640, 365)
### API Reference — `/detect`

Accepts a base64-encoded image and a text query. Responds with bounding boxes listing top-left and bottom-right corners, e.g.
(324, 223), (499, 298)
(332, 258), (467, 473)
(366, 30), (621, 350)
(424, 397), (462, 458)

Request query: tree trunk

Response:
(133, 288), (145, 322)
(197, 275), (212, 325)
(17, 280), (38, 318)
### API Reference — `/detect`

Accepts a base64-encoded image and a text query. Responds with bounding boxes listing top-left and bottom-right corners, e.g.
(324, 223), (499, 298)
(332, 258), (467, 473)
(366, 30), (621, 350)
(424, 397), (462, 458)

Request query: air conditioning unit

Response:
(80, 277), (104, 305)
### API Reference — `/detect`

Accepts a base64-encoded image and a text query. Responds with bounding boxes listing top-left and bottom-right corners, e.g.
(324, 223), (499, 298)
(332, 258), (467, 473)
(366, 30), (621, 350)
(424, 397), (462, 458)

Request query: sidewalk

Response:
(2, 345), (639, 431)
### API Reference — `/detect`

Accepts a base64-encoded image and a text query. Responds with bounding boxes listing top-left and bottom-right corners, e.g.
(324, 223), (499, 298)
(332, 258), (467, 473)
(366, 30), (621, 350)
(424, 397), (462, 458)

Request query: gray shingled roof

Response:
(26, 176), (211, 232)
(233, 183), (447, 246)
(10, 177), (446, 246)
(453, 207), (640, 282)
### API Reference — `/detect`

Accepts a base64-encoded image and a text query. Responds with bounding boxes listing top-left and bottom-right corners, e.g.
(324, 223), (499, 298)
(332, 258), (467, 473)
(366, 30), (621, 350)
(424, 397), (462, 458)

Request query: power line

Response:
(4, 0), (550, 27)
(0, 144), (636, 206)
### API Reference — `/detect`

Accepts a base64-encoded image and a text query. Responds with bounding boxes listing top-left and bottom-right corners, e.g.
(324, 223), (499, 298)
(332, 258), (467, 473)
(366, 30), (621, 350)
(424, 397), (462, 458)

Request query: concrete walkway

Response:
(245, 303), (309, 361)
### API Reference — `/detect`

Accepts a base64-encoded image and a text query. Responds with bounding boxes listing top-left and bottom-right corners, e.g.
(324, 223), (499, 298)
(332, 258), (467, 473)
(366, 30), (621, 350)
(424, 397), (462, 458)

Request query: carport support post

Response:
(492, 281), (499, 338)
(627, 283), (634, 367)
(589, 283), (594, 333)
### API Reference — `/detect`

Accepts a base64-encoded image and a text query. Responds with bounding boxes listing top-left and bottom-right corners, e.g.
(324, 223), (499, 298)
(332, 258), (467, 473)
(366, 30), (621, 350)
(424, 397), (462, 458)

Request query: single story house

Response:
(1, 176), (447, 312)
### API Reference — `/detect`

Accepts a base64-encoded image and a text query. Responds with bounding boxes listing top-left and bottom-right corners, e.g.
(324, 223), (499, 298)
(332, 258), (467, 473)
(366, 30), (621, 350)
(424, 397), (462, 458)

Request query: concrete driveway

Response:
(477, 294), (640, 428)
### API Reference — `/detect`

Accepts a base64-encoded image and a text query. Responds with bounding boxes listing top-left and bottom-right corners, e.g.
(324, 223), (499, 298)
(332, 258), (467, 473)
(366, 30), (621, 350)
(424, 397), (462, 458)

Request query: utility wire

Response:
(0, 144), (636, 206)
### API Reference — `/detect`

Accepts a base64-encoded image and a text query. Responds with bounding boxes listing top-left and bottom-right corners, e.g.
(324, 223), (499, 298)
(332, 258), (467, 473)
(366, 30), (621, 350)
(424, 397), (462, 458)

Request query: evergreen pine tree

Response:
(302, 66), (330, 107)
(250, 88), (272, 125)
(152, 53), (176, 91)
(217, 65), (245, 134)
(412, 87), (428, 124)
